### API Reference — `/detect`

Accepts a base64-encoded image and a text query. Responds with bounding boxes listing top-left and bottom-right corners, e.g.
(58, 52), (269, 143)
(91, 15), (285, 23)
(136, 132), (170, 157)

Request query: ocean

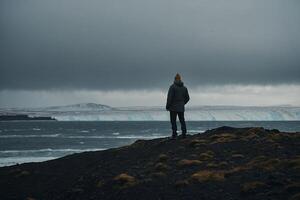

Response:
(0, 121), (299, 167)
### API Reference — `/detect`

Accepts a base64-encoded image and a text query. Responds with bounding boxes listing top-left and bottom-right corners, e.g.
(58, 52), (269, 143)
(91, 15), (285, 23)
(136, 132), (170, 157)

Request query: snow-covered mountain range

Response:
(1, 103), (300, 121)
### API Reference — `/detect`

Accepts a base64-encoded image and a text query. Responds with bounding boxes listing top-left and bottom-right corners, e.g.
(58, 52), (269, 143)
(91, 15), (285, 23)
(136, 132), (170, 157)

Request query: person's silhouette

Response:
(166, 73), (190, 139)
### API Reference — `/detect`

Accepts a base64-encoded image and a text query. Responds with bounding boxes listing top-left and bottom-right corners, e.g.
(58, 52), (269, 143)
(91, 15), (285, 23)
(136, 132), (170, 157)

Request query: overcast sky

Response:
(1, 0), (300, 107)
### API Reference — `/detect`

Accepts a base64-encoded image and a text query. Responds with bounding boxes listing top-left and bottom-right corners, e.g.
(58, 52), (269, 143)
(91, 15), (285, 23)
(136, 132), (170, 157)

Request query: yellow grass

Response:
(113, 173), (137, 188)
(177, 159), (202, 168)
(199, 151), (214, 161)
(191, 170), (225, 182)
(188, 139), (207, 148)
(210, 133), (237, 144)
(252, 158), (281, 171)
(206, 161), (228, 168)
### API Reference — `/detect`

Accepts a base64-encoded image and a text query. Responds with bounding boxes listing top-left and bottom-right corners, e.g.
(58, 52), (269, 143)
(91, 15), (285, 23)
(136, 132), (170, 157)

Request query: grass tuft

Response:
(191, 170), (225, 182)
(188, 139), (207, 148)
(210, 133), (237, 144)
(199, 151), (214, 161)
(206, 161), (228, 169)
(177, 159), (202, 168)
(113, 173), (137, 188)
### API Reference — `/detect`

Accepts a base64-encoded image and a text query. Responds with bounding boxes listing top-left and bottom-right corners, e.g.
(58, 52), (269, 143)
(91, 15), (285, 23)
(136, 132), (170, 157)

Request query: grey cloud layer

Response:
(1, 0), (300, 90)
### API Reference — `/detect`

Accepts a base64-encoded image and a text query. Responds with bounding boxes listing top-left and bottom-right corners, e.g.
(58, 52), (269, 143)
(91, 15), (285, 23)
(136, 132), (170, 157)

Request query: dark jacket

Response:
(166, 80), (190, 112)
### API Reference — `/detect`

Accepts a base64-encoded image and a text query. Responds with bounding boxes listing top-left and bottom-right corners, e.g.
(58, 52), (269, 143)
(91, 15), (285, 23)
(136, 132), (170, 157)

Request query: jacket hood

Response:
(174, 80), (184, 87)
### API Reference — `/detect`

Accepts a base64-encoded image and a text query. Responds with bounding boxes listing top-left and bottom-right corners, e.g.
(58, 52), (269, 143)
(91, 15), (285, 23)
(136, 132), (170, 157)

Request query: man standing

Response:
(166, 73), (190, 139)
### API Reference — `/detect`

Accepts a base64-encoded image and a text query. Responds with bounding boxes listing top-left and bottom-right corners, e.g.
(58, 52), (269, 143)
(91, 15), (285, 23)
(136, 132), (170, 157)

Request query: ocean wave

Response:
(0, 134), (61, 138)
(6, 129), (26, 132)
(0, 148), (106, 154)
(62, 135), (164, 139)
(188, 130), (205, 133)
(0, 134), (164, 139)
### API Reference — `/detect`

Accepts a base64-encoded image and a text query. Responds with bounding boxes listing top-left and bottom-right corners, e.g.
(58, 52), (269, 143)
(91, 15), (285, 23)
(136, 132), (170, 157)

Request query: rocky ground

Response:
(0, 126), (300, 200)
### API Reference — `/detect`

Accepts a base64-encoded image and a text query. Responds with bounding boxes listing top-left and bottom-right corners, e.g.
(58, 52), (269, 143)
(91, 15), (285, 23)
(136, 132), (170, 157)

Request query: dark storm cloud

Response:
(1, 0), (300, 90)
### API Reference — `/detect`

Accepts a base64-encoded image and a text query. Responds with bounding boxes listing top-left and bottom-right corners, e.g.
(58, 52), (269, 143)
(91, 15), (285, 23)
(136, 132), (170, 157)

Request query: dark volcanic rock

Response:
(0, 126), (299, 200)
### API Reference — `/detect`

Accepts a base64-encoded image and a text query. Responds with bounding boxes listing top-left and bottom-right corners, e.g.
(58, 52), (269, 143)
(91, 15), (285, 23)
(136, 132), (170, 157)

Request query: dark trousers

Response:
(170, 111), (187, 137)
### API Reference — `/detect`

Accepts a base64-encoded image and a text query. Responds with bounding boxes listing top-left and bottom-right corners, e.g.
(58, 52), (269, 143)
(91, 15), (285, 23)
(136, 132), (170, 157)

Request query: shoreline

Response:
(0, 126), (299, 200)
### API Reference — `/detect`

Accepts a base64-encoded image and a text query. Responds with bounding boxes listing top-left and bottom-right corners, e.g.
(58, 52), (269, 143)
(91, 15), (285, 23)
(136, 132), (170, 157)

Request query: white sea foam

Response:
(115, 135), (163, 139)
(0, 156), (58, 167)
(48, 106), (300, 121)
(188, 130), (205, 133)
(0, 134), (61, 138)
(151, 133), (162, 136)
(141, 129), (152, 133)
(0, 148), (106, 154)
(0, 134), (164, 139)
(68, 135), (163, 139)
(0, 148), (107, 167)
(11, 129), (25, 131)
